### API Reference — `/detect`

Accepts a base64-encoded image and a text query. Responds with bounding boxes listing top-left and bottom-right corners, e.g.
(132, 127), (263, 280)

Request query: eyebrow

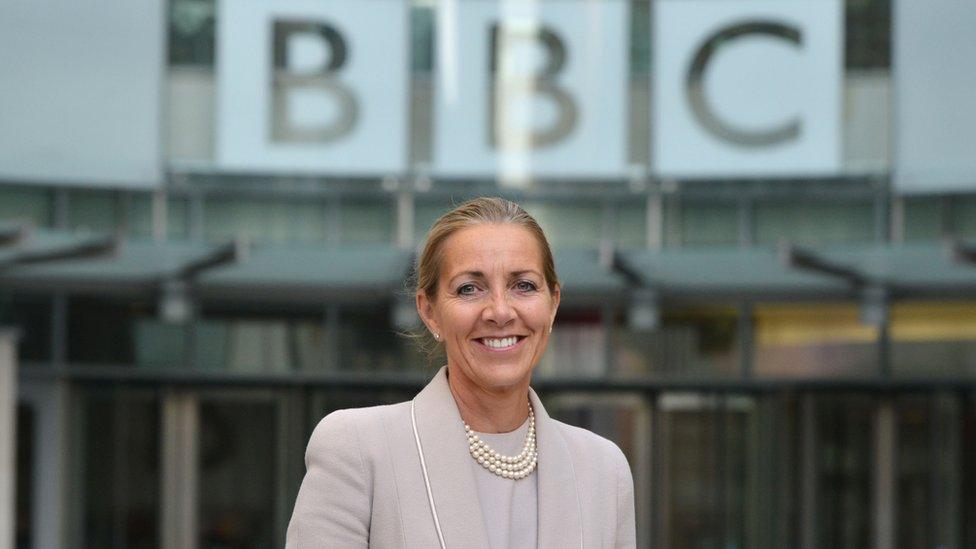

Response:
(448, 269), (543, 284)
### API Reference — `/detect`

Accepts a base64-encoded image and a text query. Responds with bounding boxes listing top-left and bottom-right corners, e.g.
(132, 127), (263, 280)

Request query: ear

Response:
(416, 290), (441, 336)
(549, 284), (561, 327)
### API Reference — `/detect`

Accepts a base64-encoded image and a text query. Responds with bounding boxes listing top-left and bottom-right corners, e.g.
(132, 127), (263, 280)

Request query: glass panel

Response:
(0, 186), (51, 227)
(657, 393), (756, 549)
(0, 293), (52, 363)
(309, 388), (416, 426)
(199, 400), (276, 548)
(751, 394), (799, 548)
(816, 395), (872, 549)
(523, 202), (603, 249)
(902, 197), (941, 241)
(951, 196), (976, 238)
(410, 6), (434, 72)
(204, 197), (329, 244)
(340, 200), (393, 245)
(614, 307), (741, 378)
(135, 318), (187, 369)
(890, 301), (976, 378)
(414, 201), (450, 243)
(195, 309), (326, 372)
(169, 0), (216, 66)
(16, 404), (34, 549)
(755, 201), (875, 246)
(845, 0), (890, 69)
(536, 309), (606, 377)
(894, 395), (932, 549)
(753, 303), (879, 378)
(69, 190), (117, 233)
(78, 391), (160, 549)
(614, 202), (646, 249)
(127, 194), (192, 239)
(893, 393), (963, 549)
(964, 393), (976, 548)
(68, 298), (158, 366)
(338, 307), (425, 372)
(680, 202), (739, 247)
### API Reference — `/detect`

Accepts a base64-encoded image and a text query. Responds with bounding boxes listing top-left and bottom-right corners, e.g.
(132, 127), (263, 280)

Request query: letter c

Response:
(687, 21), (802, 147)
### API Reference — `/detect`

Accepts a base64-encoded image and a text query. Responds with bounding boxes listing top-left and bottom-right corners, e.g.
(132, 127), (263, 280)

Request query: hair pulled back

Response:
(415, 197), (560, 301)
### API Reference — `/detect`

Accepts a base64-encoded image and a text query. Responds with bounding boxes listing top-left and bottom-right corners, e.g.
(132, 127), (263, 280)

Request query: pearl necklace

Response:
(463, 402), (538, 480)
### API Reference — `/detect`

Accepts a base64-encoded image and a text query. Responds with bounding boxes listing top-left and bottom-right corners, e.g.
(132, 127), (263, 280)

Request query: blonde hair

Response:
(415, 197), (560, 301)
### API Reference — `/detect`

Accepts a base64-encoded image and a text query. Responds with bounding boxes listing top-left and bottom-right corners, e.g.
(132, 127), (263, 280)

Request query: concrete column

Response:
(161, 392), (199, 549)
(873, 400), (897, 549)
(0, 329), (20, 549)
(18, 380), (69, 549)
(799, 395), (818, 549)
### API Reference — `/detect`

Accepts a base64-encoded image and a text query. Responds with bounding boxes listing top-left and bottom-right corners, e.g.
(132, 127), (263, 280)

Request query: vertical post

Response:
(931, 392), (960, 549)
(19, 380), (68, 549)
(0, 329), (20, 549)
(738, 196), (754, 247)
(646, 189), (663, 251)
(889, 196), (905, 244)
(635, 394), (653, 549)
(873, 399), (897, 549)
(324, 305), (340, 371)
(161, 392), (199, 549)
(739, 302), (753, 380)
(874, 185), (890, 244)
(800, 394), (818, 549)
(188, 191), (204, 241)
(152, 187), (169, 242)
(396, 183), (414, 249)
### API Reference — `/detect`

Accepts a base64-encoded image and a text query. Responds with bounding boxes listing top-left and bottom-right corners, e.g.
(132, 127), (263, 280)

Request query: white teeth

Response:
(483, 336), (517, 349)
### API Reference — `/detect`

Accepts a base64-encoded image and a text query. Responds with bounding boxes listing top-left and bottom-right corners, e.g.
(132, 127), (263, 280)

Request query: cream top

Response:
(470, 418), (539, 549)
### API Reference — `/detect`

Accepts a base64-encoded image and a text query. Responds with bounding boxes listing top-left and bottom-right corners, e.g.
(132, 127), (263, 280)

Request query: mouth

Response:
(474, 335), (527, 352)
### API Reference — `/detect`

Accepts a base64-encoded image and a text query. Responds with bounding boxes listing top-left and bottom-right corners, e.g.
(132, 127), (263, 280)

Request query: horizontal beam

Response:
(176, 238), (248, 280)
(0, 235), (118, 272)
(948, 239), (976, 266)
(781, 243), (869, 287)
(21, 364), (976, 394)
(0, 224), (28, 248)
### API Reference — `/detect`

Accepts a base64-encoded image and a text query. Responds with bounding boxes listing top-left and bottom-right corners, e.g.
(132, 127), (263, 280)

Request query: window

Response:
(755, 201), (875, 246)
(0, 294), (52, 363)
(77, 391), (160, 548)
(753, 303), (879, 378)
(614, 306), (741, 378)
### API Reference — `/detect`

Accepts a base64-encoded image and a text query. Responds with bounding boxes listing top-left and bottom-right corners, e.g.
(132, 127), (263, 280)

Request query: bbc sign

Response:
(216, 0), (409, 175)
(214, 0), (841, 179)
(653, 0), (842, 177)
(431, 0), (629, 180)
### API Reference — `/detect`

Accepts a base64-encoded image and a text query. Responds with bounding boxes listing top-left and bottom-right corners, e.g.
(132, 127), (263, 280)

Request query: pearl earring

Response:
(433, 332), (439, 340)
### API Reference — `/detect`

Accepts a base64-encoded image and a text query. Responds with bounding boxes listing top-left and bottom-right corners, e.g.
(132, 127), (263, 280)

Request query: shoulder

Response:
(306, 402), (412, 460)
(550, 419), (631, 474)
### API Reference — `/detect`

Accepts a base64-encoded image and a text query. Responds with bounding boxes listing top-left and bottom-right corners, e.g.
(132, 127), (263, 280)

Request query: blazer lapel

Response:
(531, 388), (584, 548)
(412, 367), (491, 549)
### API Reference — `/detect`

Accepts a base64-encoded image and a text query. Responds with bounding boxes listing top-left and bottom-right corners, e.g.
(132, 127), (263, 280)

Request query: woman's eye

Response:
(515, 281), (538, 292)
(457, 283), (477, 295)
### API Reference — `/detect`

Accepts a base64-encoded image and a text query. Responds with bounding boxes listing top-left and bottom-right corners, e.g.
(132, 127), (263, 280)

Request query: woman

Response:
(286, 197), (636, 548)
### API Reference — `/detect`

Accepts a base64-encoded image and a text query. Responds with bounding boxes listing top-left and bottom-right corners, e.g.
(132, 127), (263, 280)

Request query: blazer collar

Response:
(412, 366), (583, 549)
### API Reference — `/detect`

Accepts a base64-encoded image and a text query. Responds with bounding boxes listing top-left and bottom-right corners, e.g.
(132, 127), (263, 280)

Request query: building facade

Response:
(2, 0), (976, 548)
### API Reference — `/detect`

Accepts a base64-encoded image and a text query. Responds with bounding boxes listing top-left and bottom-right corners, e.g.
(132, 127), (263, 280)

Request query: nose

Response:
(482, 289), (516, 326)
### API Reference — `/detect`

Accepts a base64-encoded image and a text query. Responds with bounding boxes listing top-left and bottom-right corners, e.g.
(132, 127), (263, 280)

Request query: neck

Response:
(446, 367), (531, 433)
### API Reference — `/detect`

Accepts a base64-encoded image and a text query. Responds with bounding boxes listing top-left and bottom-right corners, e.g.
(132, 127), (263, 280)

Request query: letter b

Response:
(271, 20), (358, 143)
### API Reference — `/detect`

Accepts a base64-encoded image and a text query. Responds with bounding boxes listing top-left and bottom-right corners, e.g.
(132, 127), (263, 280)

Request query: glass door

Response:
(160, 389), (291, 549)
(655, 392), (761, 549)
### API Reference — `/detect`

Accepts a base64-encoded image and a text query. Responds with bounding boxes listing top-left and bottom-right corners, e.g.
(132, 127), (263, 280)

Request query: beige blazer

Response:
(285, 367), (636, 548)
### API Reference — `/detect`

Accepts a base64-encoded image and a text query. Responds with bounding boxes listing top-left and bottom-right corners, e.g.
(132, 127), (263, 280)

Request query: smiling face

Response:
(416, 223), (560, 395)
